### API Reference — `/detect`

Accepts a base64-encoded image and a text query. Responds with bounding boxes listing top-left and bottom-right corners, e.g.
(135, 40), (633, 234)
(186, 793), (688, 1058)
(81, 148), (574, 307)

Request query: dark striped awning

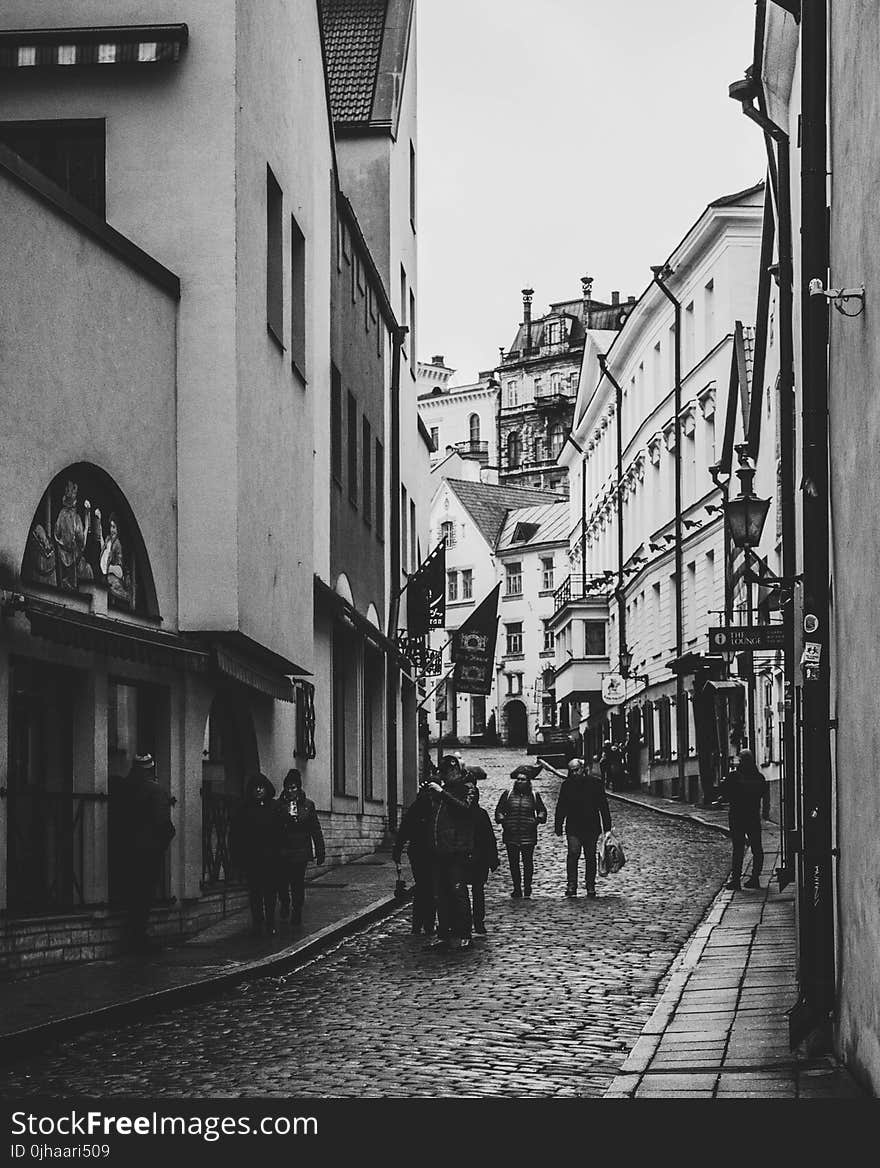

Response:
(0, 25), (188, 69)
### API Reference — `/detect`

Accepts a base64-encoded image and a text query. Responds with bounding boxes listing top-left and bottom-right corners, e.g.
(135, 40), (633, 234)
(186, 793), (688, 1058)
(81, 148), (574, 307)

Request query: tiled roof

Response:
(446, 479), (559, 549)
(497, 501), (570, 551)
(319, 0), (387, 123)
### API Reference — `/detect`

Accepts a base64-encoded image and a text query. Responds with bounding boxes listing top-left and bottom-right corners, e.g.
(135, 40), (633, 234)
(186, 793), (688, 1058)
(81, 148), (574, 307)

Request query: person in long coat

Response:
(552, 757), (611, 898)
(274, 769), (325, 927)
(467, 786), (500, 935)
(231, 773), (279, 936)
(720, 749), (769, 891)
(113, 753), (175, 952)
(426, 755), (477, 952)
(393, 782), (436, 935)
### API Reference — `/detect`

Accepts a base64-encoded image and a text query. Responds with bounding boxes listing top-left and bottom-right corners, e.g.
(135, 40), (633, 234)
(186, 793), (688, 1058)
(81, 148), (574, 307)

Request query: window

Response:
(549, 424), (564, 458)
(430, 426), (439, 451)
(534, 377), (543, 399)
(332, 626), (348, 795)
(331, 365), (342, 483)
(684, 300), (695, 370)
(400, 265), (408, 351)
(469, 414), (480, 445)
(546, 320), (561, 345)
(401, 486), (408, 567)
(409, 140), (417, 228)
(505, 622), (523, 656)
(584, 620), (606, 656)
(461, 568), (473, 600)
(703, 278), (715, 351)
(543, 620), (554, 653)
(0, 119), (105, 217)
(507, 431), (522, 469)
(506, 672), (523, 694)
(505, 562), (522, 596)
(447, 570), (458, 602)
(290, 214), (306, 377)
(541, 557), (555, 591)
(362, 417), (372, 526)
(470, 694), (486, 735)
(347, 391), (358, 505)
(441, 519), (456, 548)
(506, 380), (519, 407)
(363, 649), (382, 800)
(266, 166), (284, 346)
(375, 440), (385, 539)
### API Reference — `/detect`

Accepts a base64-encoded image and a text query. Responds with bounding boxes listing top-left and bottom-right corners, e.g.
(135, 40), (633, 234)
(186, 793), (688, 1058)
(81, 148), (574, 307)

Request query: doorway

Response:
(505, 699), (528, 747)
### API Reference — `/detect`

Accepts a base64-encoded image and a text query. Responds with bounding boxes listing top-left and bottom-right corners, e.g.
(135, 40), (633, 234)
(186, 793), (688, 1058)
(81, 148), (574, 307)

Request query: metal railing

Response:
(454, 439), (489, 457)
(552, 574), (611, 617)
(1, 789), (107, 913)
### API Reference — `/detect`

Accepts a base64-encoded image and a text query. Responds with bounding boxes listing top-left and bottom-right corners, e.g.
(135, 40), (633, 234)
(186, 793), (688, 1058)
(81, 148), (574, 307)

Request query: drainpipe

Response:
(564, 431), (586, 598)
(598, 354), (627, 671)
(652, 266), (685, 800)
(729, 20), (797, 890)
(797, 0), (835, 1030)
(385, 323), (406, 833)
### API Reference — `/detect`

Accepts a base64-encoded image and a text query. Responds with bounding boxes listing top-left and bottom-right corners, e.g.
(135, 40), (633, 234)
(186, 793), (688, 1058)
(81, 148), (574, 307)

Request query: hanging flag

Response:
(451, 583), (500, 695)
(406, 540), (446, 636)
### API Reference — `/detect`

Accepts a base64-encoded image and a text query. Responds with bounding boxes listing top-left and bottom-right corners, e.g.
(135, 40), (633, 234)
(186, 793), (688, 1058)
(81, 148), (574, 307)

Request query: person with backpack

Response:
(467, 786), (500, 935)
(552, 757), (611, 898)
(494, 766), (547, 898)
(720, 749), (769, 891)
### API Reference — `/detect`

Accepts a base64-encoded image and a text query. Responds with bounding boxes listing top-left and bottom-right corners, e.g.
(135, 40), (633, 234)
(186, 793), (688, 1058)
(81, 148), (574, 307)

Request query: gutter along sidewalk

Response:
(604, 788), (865, 1099)
(0, 850), (405, 1062)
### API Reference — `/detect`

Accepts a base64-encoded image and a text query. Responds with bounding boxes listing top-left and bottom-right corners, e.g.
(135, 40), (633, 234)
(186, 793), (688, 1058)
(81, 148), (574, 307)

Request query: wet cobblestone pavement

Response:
(0, 749), (731, 1098)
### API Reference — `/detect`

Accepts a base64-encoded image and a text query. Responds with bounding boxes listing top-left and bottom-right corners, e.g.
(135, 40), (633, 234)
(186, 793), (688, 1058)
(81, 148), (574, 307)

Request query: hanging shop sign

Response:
(601, 672), (627, 706)
(708, 625), (786, 652)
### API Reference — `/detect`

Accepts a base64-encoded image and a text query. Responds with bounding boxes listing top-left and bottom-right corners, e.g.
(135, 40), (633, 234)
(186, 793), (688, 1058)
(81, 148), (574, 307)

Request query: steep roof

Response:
(319, 0), (387, 123)
(505, 297), (628, 355)
(319, 0), (413, 129)
(708, 181), (765, 208)
(446, 479), (559, 549)
(497, 500), (570, 552)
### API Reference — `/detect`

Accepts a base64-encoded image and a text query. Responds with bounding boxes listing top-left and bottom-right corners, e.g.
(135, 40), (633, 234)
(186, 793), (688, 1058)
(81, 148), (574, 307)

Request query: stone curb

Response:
(0, 892), (408, 1064)
(606, 790), (733, 838)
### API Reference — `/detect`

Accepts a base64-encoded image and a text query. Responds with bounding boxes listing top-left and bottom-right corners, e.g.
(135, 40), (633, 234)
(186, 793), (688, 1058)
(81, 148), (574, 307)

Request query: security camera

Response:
(808, 278), (825, 297)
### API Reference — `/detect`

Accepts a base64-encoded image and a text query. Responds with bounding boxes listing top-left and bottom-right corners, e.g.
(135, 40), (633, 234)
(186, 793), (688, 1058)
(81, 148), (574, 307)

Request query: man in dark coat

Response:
(275, 769), (325, 927)
(393, 782), (436, 935)
(467, 786), (500, 935)
(114, 753), (175, 953)
(553, 757), (612, 898)
(231, 773), (279, 936)
(426, 755), (477, 952)
(720, 749), (769, 891)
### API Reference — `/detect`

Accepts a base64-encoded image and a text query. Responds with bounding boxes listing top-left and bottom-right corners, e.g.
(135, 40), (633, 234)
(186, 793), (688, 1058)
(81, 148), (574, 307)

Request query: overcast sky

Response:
(417, 0), (764, 383)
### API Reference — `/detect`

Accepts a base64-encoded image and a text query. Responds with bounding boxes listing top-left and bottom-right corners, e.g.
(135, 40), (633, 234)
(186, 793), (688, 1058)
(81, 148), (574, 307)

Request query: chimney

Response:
(522, 288), (534, 350)
(581, 275), (594, 329)
(611, 291), (620, 307)
(432, 354), (445, 367)
(627, 295), (636, 304)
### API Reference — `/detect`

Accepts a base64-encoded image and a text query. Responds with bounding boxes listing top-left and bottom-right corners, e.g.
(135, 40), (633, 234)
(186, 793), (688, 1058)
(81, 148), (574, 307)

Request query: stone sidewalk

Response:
(604, 788), (867, 1099)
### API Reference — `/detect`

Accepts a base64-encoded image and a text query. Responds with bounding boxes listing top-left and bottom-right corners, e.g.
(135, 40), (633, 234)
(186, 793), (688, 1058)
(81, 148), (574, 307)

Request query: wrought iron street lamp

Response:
(726, 449), (770, 550)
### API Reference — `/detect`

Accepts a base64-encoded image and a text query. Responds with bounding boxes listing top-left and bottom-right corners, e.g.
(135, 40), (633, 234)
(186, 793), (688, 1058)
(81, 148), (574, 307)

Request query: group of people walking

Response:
(392, 753), (614, 953)
(230, 769), (326, 936)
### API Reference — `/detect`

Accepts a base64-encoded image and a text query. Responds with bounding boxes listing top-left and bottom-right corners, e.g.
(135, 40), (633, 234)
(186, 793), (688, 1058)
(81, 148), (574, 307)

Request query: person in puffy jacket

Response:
(467, 786), (500, 935)
(393, 782), (436, 936)
(720, 749), (769, 891)
(275, 769), (325, 927)
(494, 766), (547, 898)
(231, 773), (279, 936)
(426, 755), (477, 951)
(552, 757), (611, 898)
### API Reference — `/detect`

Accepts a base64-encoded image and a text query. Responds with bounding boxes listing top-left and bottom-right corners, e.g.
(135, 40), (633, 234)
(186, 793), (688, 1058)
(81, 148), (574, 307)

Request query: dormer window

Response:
(545, 319), (562, 345)
(511, 521), (539, 544)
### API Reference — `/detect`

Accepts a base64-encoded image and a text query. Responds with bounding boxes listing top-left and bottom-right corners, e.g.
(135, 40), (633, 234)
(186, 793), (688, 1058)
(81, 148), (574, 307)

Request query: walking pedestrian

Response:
(113, 753), (175, 953)
(494, 766), (548, 898)
(392, 781), (436, 936)
(231, 773), (279, 936)
(721, 749), (769, 891)
(426, 754), (477, 952)
(552, 757), (612, 898)
(275, 769), (325, 927)
(468, 786), (500, 935)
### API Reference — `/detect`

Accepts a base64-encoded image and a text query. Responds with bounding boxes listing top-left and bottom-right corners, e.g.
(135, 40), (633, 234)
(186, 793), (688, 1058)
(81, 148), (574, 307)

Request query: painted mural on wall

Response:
(21, 464), (155, 616)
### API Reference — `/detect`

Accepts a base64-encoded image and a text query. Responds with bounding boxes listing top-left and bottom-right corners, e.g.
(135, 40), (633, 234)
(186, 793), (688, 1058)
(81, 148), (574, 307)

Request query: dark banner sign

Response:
(451, 584), (500, 695)
(406, 540), (446, 637)
(708, 625), (786, 652)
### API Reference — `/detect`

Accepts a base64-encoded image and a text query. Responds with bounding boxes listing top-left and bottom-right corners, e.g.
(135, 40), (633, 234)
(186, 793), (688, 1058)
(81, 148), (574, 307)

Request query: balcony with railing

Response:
(454, 439), (489, 462)
(534, 382), (577, 410)
(551, 574), (610, 619)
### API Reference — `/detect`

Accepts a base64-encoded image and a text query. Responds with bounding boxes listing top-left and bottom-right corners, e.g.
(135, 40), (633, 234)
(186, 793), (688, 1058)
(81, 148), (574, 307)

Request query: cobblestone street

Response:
(1, 749), (731, 1098)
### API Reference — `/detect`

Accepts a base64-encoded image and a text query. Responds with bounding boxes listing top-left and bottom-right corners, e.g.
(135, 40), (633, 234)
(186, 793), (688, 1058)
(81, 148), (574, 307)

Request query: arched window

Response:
(469, 413), (480, 446)
(21, 462), (159, 618)
(507, 431), (522, 469)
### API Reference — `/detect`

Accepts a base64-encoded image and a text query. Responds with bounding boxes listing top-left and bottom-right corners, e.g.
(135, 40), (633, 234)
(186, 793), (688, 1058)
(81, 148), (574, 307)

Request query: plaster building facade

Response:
(417, 360), (500, 473)
(425, 479), (562, 750)
(496, 282), (633, 494)
(554, 185), (765, 802)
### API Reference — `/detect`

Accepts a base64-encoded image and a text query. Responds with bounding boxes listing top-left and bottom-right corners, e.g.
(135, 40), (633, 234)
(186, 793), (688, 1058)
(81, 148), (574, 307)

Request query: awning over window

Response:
(0, 25), (189, 69)
(25, 599), (209, 673)
(214, 644), (294, 704)
(705, 679), (746, 694)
